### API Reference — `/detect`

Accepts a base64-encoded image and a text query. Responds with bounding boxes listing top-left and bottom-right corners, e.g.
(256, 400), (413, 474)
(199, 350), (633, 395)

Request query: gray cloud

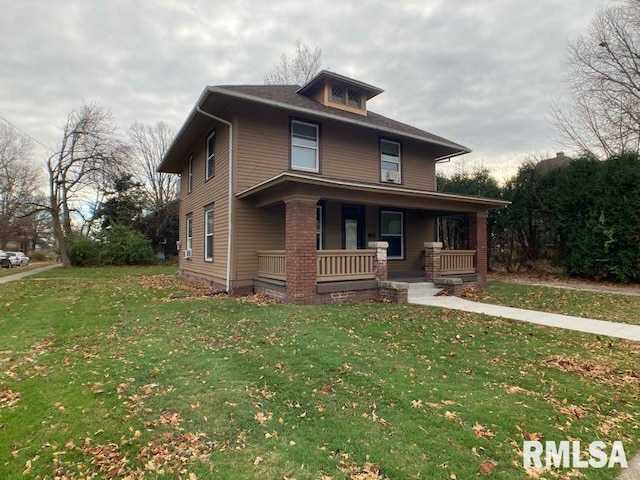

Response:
(0, 0), (607, 175)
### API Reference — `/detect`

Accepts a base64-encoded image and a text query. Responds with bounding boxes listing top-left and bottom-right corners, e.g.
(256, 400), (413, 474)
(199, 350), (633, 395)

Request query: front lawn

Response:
(474, 281), (640, 326)
(0, 266), (638, 479)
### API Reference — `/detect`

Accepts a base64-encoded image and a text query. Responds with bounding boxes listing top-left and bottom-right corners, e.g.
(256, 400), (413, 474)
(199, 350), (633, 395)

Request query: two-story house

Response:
(158, 71), (507, 304)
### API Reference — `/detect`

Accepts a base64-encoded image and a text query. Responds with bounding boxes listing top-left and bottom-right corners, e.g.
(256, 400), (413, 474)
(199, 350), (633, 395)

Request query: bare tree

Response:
(264, 40), (323, 86)
(129, 121), (177, 210)
(46, 103), (127, 267)
(0, 125), (42, 248)
(553, 1), (640, 157)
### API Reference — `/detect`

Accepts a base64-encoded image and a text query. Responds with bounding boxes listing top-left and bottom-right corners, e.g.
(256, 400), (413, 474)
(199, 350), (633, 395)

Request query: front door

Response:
(342, 204), (365, 249)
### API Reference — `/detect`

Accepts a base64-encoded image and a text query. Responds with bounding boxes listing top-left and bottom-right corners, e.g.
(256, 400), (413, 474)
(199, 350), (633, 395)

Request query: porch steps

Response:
(407, 282), (442, 302)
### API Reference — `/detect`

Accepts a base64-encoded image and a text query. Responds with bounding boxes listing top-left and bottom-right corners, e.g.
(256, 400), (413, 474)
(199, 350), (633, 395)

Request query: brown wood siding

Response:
(178, 123), (230, 284)
(178, 101), (446, 286)
(234, 102), (438, 193)
(323, 201), (342, 249)
(233, 202), (285, 285)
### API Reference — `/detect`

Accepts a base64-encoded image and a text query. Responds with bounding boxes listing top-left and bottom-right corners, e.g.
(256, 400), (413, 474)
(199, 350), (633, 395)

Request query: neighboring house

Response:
(158, 71), (508, 304)
(535, 151), (572, 173)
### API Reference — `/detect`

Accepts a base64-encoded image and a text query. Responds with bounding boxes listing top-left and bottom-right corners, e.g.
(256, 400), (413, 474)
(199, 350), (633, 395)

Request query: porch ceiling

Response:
(236, 172), (510, 213)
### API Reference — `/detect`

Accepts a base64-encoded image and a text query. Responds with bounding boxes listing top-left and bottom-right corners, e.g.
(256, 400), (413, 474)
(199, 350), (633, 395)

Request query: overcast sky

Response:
(1, 0), (608, 179)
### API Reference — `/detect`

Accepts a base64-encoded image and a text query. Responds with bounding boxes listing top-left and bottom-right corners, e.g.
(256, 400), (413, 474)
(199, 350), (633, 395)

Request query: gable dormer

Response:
(296, 70), (384, 116)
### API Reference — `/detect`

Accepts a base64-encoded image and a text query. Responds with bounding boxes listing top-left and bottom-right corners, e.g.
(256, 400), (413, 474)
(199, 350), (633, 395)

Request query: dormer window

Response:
(329, 83), (363, 110)
(347, 89), (362, 108)
(296, 71), (384, 116)
(331, 85), (345, 103)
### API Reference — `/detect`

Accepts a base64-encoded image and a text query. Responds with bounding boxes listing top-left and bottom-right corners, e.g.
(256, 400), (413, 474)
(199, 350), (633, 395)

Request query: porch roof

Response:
(237, 172), (510, 212)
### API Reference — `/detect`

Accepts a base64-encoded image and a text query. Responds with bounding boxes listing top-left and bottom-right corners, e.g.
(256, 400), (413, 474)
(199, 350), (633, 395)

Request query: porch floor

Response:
(388, 271), (426, 283)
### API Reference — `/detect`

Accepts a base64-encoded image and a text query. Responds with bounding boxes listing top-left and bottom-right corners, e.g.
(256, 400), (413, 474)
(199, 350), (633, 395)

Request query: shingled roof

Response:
(159, 79), (470, 173)
(210, 84), (470, 155)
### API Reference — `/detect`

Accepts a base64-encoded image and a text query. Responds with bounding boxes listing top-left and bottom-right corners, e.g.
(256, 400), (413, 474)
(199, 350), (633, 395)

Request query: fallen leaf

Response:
(478, 459), (496, 476)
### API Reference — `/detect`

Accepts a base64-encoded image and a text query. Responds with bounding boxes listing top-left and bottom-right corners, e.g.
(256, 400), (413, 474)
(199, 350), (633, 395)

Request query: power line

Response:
(0, 112), (50, 150)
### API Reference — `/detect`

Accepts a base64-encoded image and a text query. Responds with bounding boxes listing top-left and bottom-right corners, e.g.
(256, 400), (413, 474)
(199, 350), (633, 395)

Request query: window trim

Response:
(205, 131), (215, 180)
(204, 207), (213, 261)
(380, 209), (404, 260)
(185, 214), (193, 254)
(187, 155), (193, 193)
(380, 139), (402, 184)
(291, 119), (320, 173)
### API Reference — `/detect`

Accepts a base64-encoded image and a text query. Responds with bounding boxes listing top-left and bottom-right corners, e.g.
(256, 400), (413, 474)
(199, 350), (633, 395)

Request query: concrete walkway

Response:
(0, 264), (60, 284)
(408, 283), (640, 342)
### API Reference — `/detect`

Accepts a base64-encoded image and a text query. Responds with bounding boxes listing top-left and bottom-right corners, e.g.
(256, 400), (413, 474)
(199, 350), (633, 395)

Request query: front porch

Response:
(255, 244), (479, 303)
(236, 173), (506, 304)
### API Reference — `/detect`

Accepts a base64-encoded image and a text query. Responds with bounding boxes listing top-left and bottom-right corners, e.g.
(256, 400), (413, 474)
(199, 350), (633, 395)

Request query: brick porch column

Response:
(368, 241), (388, 282)
(469, 210), (488, 288)
(284, 195), (319, 304)
(423, 241), (442, 282)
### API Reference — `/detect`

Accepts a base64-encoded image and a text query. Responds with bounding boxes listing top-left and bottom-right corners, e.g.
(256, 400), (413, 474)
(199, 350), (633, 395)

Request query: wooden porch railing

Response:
(440, 249), (476, 274)
(257, 250), (286, 280)
(257, 249), (376, 282)
(317, 249), (376, 282)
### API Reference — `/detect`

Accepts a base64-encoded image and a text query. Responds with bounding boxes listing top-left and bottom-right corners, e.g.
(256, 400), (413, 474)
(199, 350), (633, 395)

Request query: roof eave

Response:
(206, 86), (470, 158)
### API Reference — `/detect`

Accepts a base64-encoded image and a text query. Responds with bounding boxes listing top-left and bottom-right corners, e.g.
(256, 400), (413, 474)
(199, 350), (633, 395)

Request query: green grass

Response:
(0, 266), (638, 479)
(477, 281), (640, 326)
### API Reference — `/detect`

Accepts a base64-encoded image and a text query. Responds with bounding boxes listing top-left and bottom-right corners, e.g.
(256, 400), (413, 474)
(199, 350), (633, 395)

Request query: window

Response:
(185, 215), (193, 253)
(316, 204), (323, 250)
(331, 85), (345, 103)
(347, 89), (362, 108)
(380, 139), (401, 183)
(330, 83), (362, 109)
(206, 131), (215, 180)
(381, 210), (404, 259)
(291, 120), (319, 172)
(187, 155), (193, 193)
(204, 208), (213, 261)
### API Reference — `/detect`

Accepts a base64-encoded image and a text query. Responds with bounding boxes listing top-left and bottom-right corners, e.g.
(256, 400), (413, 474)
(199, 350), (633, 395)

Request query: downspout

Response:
(196, 106), (233, 292)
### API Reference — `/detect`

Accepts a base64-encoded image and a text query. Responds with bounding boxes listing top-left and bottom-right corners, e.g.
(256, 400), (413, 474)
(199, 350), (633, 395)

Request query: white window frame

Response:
(185, 215), (193, 252)
(187, 155), (193, 193)
(206, 131), (215, 180)
(204, 208), (213, 261)
(380, 210), (404, 260)
(291, 120), (319, 173)
(380, 139), (401, 183)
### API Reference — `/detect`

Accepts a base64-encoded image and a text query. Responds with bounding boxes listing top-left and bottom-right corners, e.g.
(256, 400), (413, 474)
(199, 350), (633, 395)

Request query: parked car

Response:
(4, 252), (20, 267)
(0, 251), (11, 268)
(5, 252), (29, 266)
(13, 252), (29, 266)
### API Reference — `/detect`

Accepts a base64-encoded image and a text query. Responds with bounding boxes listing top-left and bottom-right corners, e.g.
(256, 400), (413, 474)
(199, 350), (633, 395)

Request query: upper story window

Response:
(380, 139), (401, 183)
(206, 131), (215, 180)
(187, 155), (193, 193)
(330, 83), (362, 109)
(331, 85), (345, 104)
(291, 120), (319, 172)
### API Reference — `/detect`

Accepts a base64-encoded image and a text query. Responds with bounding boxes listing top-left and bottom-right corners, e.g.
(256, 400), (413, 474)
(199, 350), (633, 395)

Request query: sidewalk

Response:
(0, 264), (61, 284)
(408, 285), (640, 342)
